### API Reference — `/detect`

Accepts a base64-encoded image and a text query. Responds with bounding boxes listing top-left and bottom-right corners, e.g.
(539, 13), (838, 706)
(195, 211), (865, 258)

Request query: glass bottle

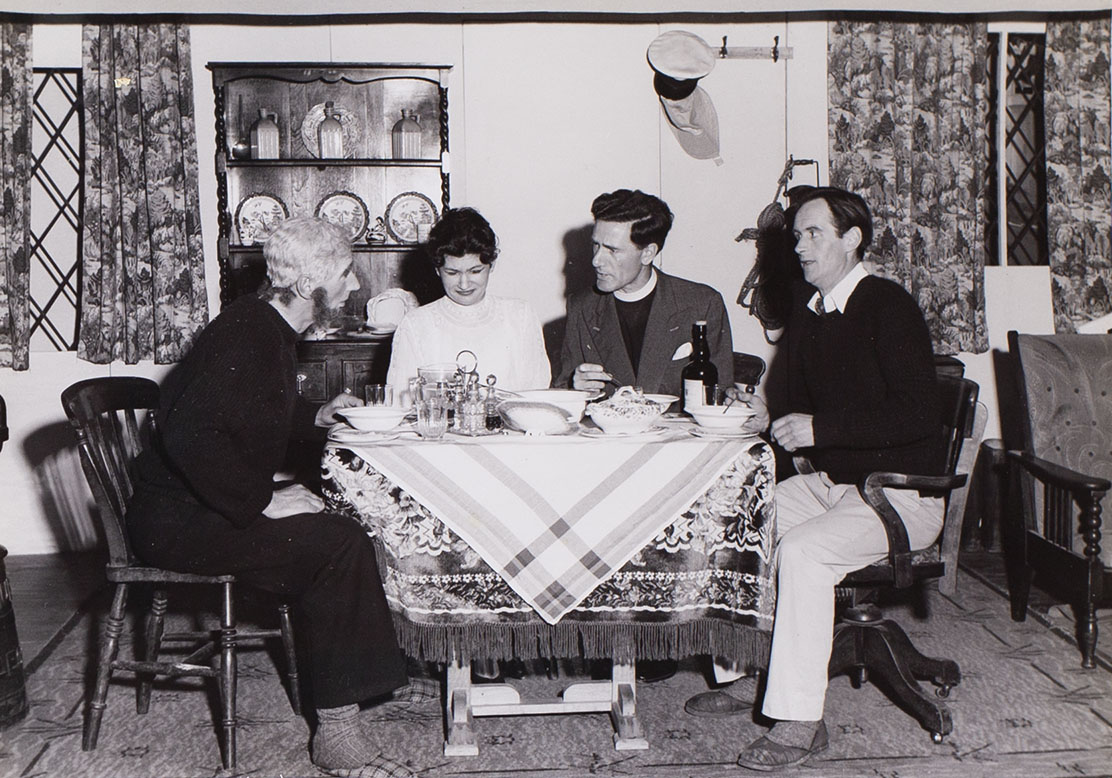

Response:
(484, 375), (503, 431)
(391, 109), (422, 159)
(681, 320), (718, 412)
(250, 109), (279, 159)
(460, 379), (485, 435)
(317, 101), (344, 158)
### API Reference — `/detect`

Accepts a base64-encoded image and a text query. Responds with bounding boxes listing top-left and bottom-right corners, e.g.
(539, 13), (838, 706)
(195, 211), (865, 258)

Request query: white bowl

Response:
(513, 389), (593, 422)
(498, 399), (576, 435)
(336, 406), (409, 432)
(687, 404), (756, 433)
(642, 393), (680, 410)
(585, 397), (664, 435)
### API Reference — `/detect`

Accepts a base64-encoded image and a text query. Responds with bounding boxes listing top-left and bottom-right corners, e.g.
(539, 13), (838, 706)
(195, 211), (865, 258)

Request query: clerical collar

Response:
(613, 268), (657, 303)
(807, 262), (868, 315)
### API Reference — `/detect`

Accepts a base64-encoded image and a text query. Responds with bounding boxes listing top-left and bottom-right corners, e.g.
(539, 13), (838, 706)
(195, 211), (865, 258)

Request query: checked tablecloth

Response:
(322, 431), (776, 665)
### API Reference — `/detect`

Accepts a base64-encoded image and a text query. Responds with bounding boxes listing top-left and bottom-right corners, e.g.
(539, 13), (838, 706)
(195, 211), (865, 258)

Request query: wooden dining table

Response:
(321, 419), (776, 755)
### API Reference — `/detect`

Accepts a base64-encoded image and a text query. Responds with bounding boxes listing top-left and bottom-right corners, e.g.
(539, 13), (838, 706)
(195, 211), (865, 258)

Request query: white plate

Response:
(316, 191), (369, 241)
(384, 191), (439, 244)
(690, 427), (760, 440)
(235, 192), (288, 245)
(580, 426), (668, 440)
(328, 426), (417, 445)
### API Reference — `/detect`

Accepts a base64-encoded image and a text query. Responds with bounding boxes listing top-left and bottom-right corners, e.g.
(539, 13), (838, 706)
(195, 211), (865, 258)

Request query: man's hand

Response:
(315, 391), (363, 427)
(263, 483), (324, 519)
(770, 413), (815, 452)
(572, 363), (612, 392)
(730, 386), (770, 434)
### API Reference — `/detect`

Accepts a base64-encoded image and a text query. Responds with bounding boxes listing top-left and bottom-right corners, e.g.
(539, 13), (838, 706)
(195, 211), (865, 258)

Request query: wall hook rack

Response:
(719, 35), (793, 62)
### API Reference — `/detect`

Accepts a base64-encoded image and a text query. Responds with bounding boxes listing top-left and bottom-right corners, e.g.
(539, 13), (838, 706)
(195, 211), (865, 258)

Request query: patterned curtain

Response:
(1045, 17), (1112, 333)
(0, 24), (33, 371)
(828, 20), (989, 355)
(78, 23), (208, 365)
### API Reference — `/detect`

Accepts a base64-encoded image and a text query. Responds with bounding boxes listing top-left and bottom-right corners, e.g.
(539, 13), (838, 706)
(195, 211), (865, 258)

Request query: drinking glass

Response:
(707, 385), (735, 406)
(415, 396), (449, 440)
(364, 384), (393, 407)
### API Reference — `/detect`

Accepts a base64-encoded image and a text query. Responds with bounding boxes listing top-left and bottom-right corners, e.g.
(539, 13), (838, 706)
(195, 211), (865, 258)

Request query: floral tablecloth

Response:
(322, 432), (776, 666)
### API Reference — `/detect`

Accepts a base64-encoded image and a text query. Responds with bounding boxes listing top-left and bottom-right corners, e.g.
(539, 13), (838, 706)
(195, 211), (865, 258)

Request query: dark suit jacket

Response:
(554, 270), (733, 395)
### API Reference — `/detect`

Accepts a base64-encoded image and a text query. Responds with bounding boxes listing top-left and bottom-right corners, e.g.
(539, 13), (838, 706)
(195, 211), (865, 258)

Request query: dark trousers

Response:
(127, 486), (407, 709)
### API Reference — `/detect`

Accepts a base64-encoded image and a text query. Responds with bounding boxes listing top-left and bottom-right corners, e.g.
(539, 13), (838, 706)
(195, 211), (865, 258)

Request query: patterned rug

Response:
(3, 569), (1111, 778)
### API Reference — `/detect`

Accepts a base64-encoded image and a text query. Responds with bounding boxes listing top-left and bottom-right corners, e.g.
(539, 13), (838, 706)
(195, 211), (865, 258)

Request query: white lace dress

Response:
(386, 295), (551, 399)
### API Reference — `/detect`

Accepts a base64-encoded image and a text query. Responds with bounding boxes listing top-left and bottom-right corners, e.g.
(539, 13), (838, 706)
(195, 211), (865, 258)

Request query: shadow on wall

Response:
(22, 421), (101, 552)
(543, 223), (597, 383)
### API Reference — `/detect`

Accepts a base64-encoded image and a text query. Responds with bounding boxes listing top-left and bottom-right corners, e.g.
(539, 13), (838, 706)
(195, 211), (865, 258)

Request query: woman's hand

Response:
(572, 363), (612, 392)
(315, 391), (363, 427)
(263, 484), (324, 519)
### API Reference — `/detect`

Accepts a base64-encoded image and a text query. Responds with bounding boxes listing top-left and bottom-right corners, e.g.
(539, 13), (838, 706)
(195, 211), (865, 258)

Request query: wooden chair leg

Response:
(277, 603), (301, 714)
(219, 582), (238, 770)
(137, 589), (168, 714)
(84, 583), (128, 752)
(1079, 598), (1098, 669)
(1009, 562), (1034, 622)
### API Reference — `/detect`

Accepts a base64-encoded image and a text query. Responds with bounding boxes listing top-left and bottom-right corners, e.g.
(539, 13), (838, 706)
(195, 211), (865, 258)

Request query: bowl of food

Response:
(498, 399), (577, 435)
(585, 386), (665, 434)
(513, 389), (593, 422)
(336, 405), (409, 432)
(687, 403), (756, 434)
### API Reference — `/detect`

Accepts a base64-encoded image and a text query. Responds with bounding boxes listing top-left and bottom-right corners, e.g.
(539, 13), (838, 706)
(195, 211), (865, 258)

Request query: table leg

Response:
(444, 656), (479, 757)
(609, 659), (648, 751)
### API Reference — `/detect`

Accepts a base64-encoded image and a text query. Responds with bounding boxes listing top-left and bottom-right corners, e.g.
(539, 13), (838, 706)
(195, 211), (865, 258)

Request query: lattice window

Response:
(986, 32), (1048, 266)
(29, 68), (83, 352)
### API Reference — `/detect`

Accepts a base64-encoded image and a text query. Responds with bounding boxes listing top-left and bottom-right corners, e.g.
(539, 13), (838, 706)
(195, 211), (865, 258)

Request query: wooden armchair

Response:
(61, 377), (300, 769)
(797, 375), (986, 742)
(1005, 332), (1112, 668)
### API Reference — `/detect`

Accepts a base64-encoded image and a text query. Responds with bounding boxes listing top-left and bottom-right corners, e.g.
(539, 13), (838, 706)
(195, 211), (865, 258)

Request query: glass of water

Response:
(415, 395), (448, 440)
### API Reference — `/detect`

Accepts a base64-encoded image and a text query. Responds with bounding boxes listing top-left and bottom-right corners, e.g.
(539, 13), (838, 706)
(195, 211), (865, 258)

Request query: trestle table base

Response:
(444, 653), (649, 757)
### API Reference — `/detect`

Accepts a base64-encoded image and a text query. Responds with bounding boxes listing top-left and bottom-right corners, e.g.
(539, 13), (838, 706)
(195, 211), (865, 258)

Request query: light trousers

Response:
(757, 472), (943, 722)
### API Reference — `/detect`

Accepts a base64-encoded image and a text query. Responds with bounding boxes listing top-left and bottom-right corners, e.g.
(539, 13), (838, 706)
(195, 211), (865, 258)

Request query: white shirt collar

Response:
(807, 262), (869, 315)
(613, 267), (657, 303)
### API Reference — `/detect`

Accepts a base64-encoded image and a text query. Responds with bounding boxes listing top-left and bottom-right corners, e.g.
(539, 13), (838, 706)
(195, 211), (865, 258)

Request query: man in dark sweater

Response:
(127, 217), (415, 776)
(555, 189), (733, 396)
(732, 188), (943, 770)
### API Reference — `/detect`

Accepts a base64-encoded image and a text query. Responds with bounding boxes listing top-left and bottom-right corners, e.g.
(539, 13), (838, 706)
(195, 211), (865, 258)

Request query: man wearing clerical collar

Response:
(733, 187), (944, 771)
(555, 188), (733, 395)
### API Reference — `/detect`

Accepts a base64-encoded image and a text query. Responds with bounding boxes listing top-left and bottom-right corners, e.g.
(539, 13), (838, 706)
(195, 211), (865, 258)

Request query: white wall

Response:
(0, 17), (1058, 554)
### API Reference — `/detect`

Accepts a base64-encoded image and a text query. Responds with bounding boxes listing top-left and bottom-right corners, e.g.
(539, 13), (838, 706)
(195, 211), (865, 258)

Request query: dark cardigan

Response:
(785, 274), (943, 484)
(134, 295), (319, 528)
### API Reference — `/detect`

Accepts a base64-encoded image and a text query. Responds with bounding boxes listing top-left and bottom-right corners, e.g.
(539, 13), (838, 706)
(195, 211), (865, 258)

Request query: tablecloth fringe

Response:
(392, 616), (770, 666)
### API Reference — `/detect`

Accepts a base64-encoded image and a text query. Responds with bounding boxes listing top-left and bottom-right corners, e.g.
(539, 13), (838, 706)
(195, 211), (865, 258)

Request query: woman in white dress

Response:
(386, 207), (551, 400)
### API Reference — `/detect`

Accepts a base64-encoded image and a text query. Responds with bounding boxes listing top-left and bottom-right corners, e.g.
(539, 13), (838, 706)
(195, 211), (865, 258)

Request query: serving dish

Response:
(235, 193), (288, 245)
(585, 386), (665, 435)
(384, 191), (438, 244)
(512, 389), (593, 422)
(316, 191), (369, 241)
(498, 399), (577, 436)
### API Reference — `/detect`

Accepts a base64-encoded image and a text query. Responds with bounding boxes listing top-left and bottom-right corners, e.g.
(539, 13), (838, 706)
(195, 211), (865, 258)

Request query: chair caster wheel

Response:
(930, 731), (944, 744)
(936, 685), (951, 699)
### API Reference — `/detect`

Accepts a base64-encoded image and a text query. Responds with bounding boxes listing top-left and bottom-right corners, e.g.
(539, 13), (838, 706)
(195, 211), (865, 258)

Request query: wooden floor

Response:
(4, 550), (105, 672)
